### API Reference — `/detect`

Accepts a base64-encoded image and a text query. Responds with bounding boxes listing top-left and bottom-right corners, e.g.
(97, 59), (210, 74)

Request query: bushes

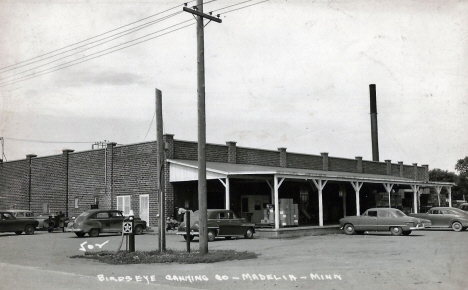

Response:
(70, 249), (257, 264)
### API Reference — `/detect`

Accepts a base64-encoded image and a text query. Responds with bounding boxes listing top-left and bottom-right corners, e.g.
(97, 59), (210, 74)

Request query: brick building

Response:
(0, 135), (455, 229)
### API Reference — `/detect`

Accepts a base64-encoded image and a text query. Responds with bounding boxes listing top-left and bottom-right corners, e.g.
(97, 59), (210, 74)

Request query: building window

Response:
(117, 195), (131, 216)
(74, 198), (79, 208)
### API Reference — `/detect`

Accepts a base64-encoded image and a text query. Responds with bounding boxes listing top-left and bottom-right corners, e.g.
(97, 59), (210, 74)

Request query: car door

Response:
(226, 211), (245, 235)
(427, 210), (445, 227)
(92, 212), (111, 232)
(109, 211), (125, 232)
(1, 213), (19, 232)
(376, 210), (395, 230)
(215, 211), (231, 236)
(357, 210), (379, 231)
(440, 210), (457, 227)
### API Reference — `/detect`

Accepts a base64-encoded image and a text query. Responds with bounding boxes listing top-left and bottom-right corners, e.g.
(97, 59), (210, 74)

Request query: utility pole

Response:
(156, 89), (166, 252)
(183, 1), (221, 255)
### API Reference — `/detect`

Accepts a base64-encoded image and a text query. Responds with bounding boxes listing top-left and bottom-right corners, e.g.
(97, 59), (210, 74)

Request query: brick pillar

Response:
(278, 147), (287, 167)
(105, 143), (117, 209)
(356, 156), (363, 173)
(226, 141), (237, 164)
(163, 134), (174, 217)
(385, 160), (392, 175)
(321, 152), (329, 171)
(26, 154), (37, 211)
(62, 149), (74, 217)
(422, 165), (429, 182)
(398, 162), (404, 177)
(413, 163), (418, 180)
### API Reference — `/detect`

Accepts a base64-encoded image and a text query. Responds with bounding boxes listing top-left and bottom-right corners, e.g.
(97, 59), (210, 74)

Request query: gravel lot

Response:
(1, 229), (467, 290)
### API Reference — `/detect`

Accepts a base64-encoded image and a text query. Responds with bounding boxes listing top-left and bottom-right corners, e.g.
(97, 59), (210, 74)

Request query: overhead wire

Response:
(3, 137), (94, 144)
(0, 19), (196, 87)
(0, 11), (184, 81)
(0, 0), (196, 72)
(1, 0), (271, 87)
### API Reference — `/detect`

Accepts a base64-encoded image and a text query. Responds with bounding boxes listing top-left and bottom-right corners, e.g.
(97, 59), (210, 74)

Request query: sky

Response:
(0, 0), (467, 172)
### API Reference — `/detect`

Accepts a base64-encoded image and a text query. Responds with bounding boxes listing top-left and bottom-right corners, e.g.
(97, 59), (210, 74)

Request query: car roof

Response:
(366, 208), (400, 212)
(81, 209), (123, 214)
(3, 209), (32, 213)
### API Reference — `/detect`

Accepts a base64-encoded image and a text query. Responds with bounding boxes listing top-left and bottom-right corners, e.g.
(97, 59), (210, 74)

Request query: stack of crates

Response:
(279, 199), (299, 227)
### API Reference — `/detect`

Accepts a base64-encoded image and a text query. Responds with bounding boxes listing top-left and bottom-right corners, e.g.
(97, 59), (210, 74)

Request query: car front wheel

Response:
(134, 225), (144, 235)
(390, 226), (403, 236)
(24, 225), (35, 235)
(452, 222), (463, 232)
(207, 230), (216, 242)
(183, 235), (194, 241)
(244, 228), (254, 239)
(343, 224), (356, 235)
(88, 228), (100, 237)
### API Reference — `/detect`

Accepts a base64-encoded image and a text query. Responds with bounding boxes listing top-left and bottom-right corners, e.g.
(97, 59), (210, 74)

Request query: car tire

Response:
(207, 230), (216, 242)
(24, 225), (35, 235)
(88, 228), (100, 237)
(15, 231), (23, 235)
(452, 222), (463, 232)
(75, 232), (86, 237)
(244, 228), (254, 239)
(343, 224), (356, 235)
(390, 226), (403, 236)
(183, 235), (194, 241)
(134, 225), (144, 235)
(402, 230), (412, 236)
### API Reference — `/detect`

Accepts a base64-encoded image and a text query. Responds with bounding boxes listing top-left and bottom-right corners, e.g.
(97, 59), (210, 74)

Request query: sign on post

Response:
(123, 221), (132, 234)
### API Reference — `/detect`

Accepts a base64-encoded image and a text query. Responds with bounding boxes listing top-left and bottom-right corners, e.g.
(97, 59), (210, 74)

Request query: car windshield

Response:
(394, 210), (407, 217)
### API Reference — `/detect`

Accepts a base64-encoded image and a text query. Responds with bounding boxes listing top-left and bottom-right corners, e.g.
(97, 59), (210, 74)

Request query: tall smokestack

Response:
(369, 84), (379, 161)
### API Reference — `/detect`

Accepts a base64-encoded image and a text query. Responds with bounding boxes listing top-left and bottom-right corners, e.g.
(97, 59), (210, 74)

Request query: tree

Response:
(455, 156), (468, 174)
(429, 169), (457, 183)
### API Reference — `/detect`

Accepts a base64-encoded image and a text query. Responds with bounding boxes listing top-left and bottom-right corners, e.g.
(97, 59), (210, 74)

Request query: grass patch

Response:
(70, 249), (257, 264)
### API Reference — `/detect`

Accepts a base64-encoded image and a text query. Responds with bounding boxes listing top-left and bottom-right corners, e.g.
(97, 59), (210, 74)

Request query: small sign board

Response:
(123, 222), (132, 234)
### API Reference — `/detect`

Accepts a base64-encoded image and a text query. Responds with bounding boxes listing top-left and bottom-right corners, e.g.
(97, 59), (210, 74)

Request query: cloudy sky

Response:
(0, 0), (467, 172)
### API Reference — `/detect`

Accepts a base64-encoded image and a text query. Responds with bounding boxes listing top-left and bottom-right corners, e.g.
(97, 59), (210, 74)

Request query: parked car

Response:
(339, 208), (427, 236)
(409, 207), (468, 232)
(67, 209), (147, 237)
(8, 209), (35, 219)
(0, 211), (39, 235)
(177, 209), (256, 242)
(459, 203), (468, 212)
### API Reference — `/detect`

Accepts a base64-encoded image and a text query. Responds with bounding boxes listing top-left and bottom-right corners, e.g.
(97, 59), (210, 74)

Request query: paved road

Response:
(0, 229), (467, 290)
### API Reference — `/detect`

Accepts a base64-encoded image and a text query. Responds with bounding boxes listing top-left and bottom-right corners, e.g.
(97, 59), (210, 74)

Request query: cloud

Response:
(56, 69), (148, 87)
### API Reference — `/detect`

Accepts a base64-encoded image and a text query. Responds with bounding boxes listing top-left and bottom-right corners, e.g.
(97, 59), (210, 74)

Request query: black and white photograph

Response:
(1, 0), (467, 289)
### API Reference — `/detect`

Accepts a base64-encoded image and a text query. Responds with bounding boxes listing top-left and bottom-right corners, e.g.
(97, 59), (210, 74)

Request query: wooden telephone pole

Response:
(183, 1), (221, 255)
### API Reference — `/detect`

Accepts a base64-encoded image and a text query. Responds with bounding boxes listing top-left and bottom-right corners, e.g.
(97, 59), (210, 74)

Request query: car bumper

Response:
(409, 224), (425, 230)
(176, 230), (198, 236)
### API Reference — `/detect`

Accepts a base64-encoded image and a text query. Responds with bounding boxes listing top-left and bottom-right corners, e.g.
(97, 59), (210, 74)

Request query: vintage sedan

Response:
(67, 209), (147, 237)
(459, 203), (468, 212)
(177, 209), (256, 242)
(339, 208), (426, 236)
(409, 207), (468, 232)
(0, 211), (39, 235)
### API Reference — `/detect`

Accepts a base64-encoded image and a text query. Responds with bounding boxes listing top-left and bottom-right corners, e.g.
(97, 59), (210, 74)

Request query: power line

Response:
(222, 0), (270, 15)
(211, 0), (255, 13)
(3, 137), (94, 144)
(1, 0), (271, 87)
(144, 111), (156, 141)
(0, 20), (195, 87)
(0, 11), (184, 81)
(0, 1), (195, 72)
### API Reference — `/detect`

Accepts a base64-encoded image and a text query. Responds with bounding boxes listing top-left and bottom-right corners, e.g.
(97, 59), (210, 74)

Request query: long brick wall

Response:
(0, 135), (430, 225)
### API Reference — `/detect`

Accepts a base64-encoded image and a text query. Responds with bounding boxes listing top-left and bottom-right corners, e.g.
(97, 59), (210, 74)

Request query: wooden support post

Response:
(218, 178), (230, 210)
(383, 183), (394, 208)
(274, 175), (280, 230)
(156, 89), (166, 252)
(350, 182), (363, 216)
(447, 186), (452, 207)
(311, 179), (328, 227)
(435, 186), (442, 207)
(411, 185), (420, 213)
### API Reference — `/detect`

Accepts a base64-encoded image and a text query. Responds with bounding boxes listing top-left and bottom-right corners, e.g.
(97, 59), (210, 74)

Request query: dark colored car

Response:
(177, 209), (256, 242)
(339, 208), (427, 236)
(0, 211), (39, 235)
(409, 207), (468, 232)
(459, 203), (468, 212)
(67, 209), (147, 237)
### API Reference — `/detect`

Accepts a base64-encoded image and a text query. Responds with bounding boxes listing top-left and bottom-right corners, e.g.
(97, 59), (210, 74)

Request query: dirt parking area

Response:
(1, 229), (467, 290)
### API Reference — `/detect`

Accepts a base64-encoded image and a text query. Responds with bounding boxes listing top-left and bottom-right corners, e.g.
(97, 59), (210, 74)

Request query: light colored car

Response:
(177, 209), (256, 242)
(339, 208), (427, 236)
(67, 209), (147, 237)
(459, 203), (468, 212)
(8, 209), (35, 219)
(410, 207), (468, 232)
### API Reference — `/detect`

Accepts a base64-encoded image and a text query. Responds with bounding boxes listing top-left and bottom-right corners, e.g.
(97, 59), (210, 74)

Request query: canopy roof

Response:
(168, 159), (454, 187)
